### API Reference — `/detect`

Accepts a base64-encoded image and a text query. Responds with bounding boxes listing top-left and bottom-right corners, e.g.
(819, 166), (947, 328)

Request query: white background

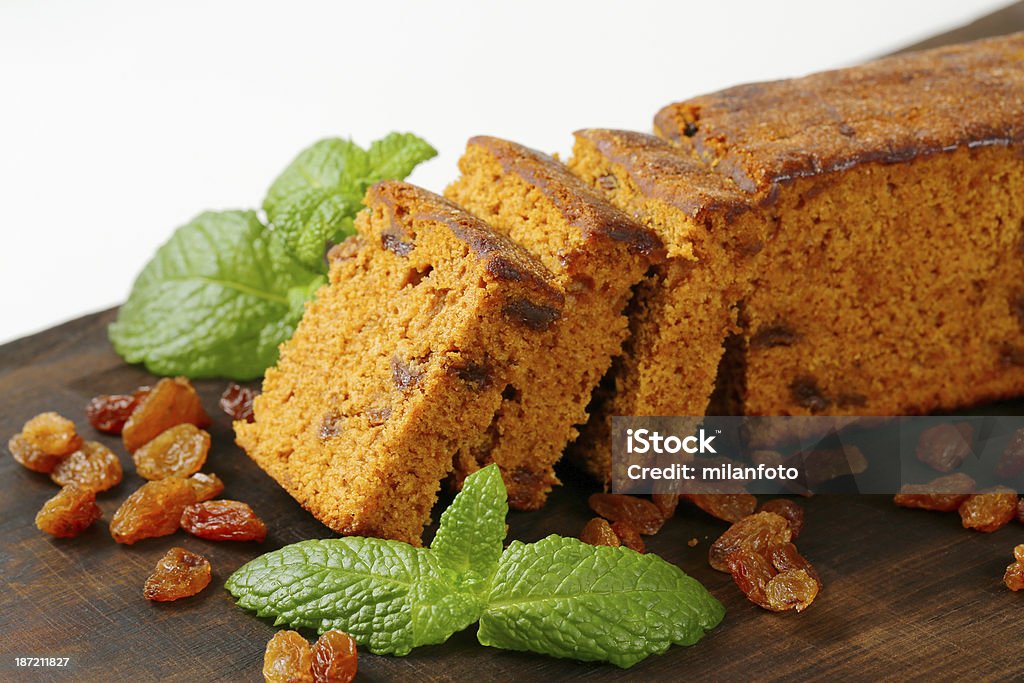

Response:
(0, 0), (1011, 344)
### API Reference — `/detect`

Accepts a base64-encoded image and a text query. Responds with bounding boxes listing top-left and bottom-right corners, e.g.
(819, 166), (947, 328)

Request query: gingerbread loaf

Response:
(235, 181), (563, 543)
(445, 136), (663, 499)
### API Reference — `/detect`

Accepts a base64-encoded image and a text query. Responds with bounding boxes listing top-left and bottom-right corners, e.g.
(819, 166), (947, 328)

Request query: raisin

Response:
(9, 434), (66, 474)
(709, 512), (792, 572)
(894, 473), (976, 512)
(758, 499), (805, 538)
(611, 520), (645, 553)
(764, 569), (819, 612)
(725, 546), (775, 608)
(264, 631), (314, 683)
(133, 424), (210, 480)
(1005, 562), (1024, 591)
(651, 492), (680, 519)
(110, 477), (196, 544)
(180, 500), (267, 542)
(959, 487), (1018, 532)
(996, 428), (1024, 479)
(916, 422), (974, 473)
(122, 377), (210, 452)
(86, 393), (143, 434)
(1018, 498), (1024, 525)
(789, 376), (829, 413)
(35, 483), (102, 538)
(143, 547), (212, 601)
(188, 472), (225, 502)
(22, 412), (83, 457)
(767, 542), (822, 589)
(50, 441), (123, 492)
(311, 630), (358, 683)
(220, 383), (258, 423)
(588, 493), (666, 535)
(684, 493), (757, 523)
(579, 517), (620, 547)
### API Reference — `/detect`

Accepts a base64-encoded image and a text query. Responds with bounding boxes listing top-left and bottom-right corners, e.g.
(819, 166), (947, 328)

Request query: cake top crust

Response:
(654, 32), (1024, 193)
(573, 128), (754, 221)
(364, 181), (563, 307)
(466, 135), (664, 258)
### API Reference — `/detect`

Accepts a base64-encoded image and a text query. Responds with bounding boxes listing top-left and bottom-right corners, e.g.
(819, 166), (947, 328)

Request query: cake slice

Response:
(235, 181), (563, 543)
(567, 129), (772, 480)
(445, 136), (663, 503)
(653, 32), (1024, 416)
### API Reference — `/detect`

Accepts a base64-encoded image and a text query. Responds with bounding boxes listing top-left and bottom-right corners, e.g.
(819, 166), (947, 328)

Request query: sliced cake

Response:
(568, 129), (772, 480)
(235, 181), (563, 543)
(654, 32), (1024, 416)
(445, 136), (663, 503)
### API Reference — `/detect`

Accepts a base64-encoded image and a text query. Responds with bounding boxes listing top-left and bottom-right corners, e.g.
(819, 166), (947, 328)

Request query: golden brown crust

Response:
(654, 33), (1024, 193)
(572, 129), (754, 221)
(465, 136), (665, 259)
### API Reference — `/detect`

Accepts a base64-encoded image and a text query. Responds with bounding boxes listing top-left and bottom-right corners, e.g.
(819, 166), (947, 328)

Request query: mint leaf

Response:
(478, 536), (725, 668)
(431, 464), (507, 593)
(109, 210), (325, 380)
(365, 132), (438, 184)
(264, 134), (436, 270)
(263, 138), (367, 270)
(225, 538), (481, 656)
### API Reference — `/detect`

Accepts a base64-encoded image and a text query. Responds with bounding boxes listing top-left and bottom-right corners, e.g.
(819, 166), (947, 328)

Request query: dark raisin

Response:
(446, 360), (492, 390)
(219, 383), (258, 423)
(749, 323), (800, 349)
(501, 298), (561, 331)
(86, 394), (143, 434)
(788, 376), (829, 413)
(683, 121), (699, 137)
(611, 520), (645, 553)
(180, 500), (268, 542)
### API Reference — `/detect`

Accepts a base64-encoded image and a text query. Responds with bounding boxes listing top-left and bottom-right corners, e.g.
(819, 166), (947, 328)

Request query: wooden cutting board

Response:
(4, 8), (1024, 681)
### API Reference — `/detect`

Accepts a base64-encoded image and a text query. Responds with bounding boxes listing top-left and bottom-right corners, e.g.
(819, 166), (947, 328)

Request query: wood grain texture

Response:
(3, 9), (1024, 681)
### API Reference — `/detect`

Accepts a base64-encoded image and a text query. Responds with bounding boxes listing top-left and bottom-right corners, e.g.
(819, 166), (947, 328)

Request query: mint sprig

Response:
(226, 465), (724, 668)
(264, 133), (437, 270)
(109, 132), (436, 380)
(108, 211), (325, 380)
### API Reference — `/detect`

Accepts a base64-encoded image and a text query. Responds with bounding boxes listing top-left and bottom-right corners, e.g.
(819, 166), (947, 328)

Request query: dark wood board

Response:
(3, 8), (1024, 682)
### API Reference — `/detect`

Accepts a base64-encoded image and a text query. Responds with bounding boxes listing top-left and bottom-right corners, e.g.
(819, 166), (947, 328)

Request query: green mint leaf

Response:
(109, 210), (324, 380)
(263, 138), (367, 271)
(264, 133), (436, 271)
(365, 132), (438, 184)
(478, 536), (725, 668)
(226, 538), (481, 656)
(431, 464), (507, 593)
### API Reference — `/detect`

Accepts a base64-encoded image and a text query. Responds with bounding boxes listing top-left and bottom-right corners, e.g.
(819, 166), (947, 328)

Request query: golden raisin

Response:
(588, 493), (665, 535)
(651, 492), (680, 519)
(767, 542), (822, 590)
(133, 424), (210, 480)
(50, 441), (123, 492)
(143, 547), (212, 601)
(684, 493), (757, 523)
(22, 412), (82, 457)
(220, 383), (258, 423)
(9, 434), (66, 474)
(725, 546), (775, 608)
(188, 472), (225, 502)
(916, 422), (973, 473)
(764, 569), (819, 612)
(311, 630), (358, 683)
(958, 487), (1018, 533)
(894, 472), (976, 512)
(110, 477), (196, 544)
(996, 429), (1024, 479)
(86, 391), (146, 434)
(35, 484), (102, 538)
(611, 520), (645, 553)
(1016, 545), (1024, 564)
(122, 377), (210, 452)
(1005, 563), (1024, 591)
(709, 512), (792, 572)
(579, 517), (620, 547)
(263, 630), (314, 683)
(758, 499), (805, 538)
(180, 500), (267, 542)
